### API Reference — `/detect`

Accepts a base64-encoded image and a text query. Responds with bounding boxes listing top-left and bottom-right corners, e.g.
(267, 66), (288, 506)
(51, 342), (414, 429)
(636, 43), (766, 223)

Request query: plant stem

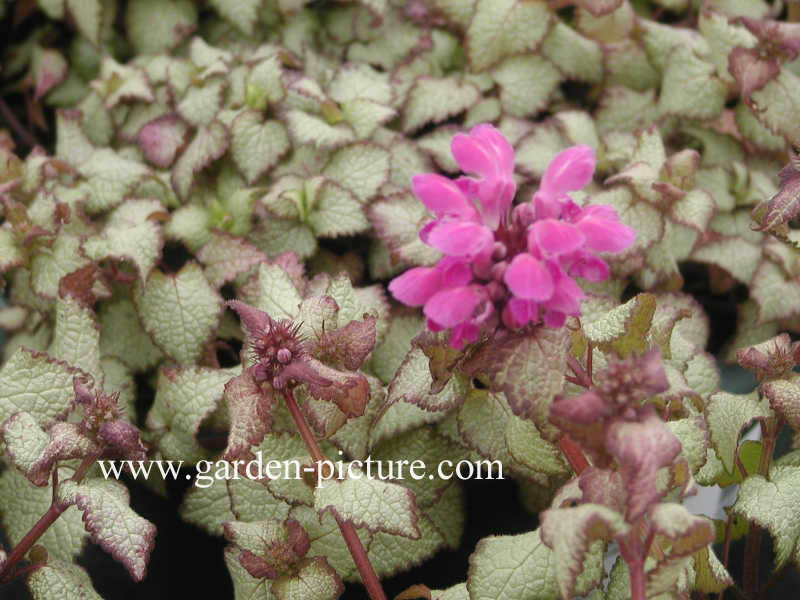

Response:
(282, 389), (387, 600)
(557, 434), (589, 475)
(566, 354), (593, 388)
(0, 501), (65, 582)
(742, 417), (779, 599)
(0, 454), (96, 583)
(717, 514), (733, 600)
(0, 96), (38, 149)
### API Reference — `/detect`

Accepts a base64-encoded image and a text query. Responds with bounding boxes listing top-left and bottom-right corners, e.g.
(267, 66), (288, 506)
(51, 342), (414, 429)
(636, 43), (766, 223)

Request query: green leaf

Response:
(464, 328), (569, 436)
(370, 314), (423, 384)
(249, 218), (317, 259)
(136, 263), (222, 364)
(172, 120), (230, 200)
(30, 231), (90, 298)
(182, 475), (290, 537)
(0, 468), (88, 561)
(732, 466), (800, 569)
(323, 143), (390, 203)
(0, 348), (78, 427)
(693, 546), (734, 594)
(748, 68), (800, 144)
(314, 468), (420, 538)
(466, 0), (551, 71)
(231, 111), (290, 184)
(491, 55), (561, 118)
(224, 545), (275, 600)
(251, 262), (302, 321)
(209, 0), (261, 34)
(59, 478), (156, 581)
(198, 230), (267, 288)
(541, 21), (602, 83)
(369, 192), (442, 267)
(704, 391), (771, 474)
(82, 198), (164, 282)
(126, 0), (197, 55)
(27, 561), (103, 600)
(91, 57), (154, 109)
(246, 54), (285, 110)
(540, 505), (629, 600)
(0, 226), (24, 274)
(307, 182), (370, 238)
(580, 293), (656, 358)
(98, 298), (163, 371)
(148, 365), (240, 463)
(505, 416), (569, 476)
(466, 529), (558, 600)
(49, 295), (102, 384)
(1, 411), (50, 477)
(285, 109), (355, 150)
(658, 47), (725, 120)
(272, 557), (344, 600)
(75, 148), (152, 214)
(401, 77), (480, 133)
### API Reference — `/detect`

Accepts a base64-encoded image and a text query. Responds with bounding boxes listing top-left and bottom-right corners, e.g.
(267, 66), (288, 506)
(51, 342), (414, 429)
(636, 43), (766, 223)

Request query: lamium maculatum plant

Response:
(4, 1), (800, 599)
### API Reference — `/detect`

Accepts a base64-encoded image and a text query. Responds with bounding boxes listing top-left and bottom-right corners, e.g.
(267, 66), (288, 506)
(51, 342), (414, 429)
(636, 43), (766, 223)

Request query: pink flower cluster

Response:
(389, 124), (635, 349)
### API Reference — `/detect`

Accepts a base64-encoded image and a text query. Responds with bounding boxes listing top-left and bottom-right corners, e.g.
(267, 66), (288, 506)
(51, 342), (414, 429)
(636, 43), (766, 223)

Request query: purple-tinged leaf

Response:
(58, 479), (156, 581)
(311, 316), (376, 371)
(304, 358), (369, 419)
(728, 47), (780, 110)
(736, 333), (800, 381)
(752, 159), (800, 234)
(761, 376), (800, 433)
(540, 504), (628, 600)
(223, 367), (275, 461)
(605, 409), (683, 521)
(223, 518), (310, 579)
(31, 46), (68, 102)
(272, 557), (344, 600)
(137, 114), (189, 169)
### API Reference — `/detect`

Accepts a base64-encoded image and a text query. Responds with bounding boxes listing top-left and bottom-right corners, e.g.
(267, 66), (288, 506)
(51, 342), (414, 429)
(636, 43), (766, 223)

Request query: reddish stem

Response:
(0, 96), (38, 149)
(557, 434), (590, 475)
(282, 389), (387, 600)
(0, 502), (65, 583)
(0, 455), (96, 583)
(566, 354), (592, 388)
(717, 514), (733, 600)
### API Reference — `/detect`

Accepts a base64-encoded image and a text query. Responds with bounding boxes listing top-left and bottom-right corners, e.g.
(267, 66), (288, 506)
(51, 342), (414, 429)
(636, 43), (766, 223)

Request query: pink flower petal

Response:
(568, 251), (610, 282)
(412, 173), (478, 220)
(540, 145), (595, 199)
(449, 322), (480, 349)
(528, 219), (585, 256)
(470, 124), (515, 175)
(422, 221), (494, 260)
(504, 253), (554, 301)
(575, 215), (636, 253)
(541, 263), (584, 315)
(543, 310), (567, 328)
(506, 297), (539, 327)
(388, 267), (442, 306)
(437, 256), (473, 288)
(423, 286), (481, 328)
(451, 132), (497, 180)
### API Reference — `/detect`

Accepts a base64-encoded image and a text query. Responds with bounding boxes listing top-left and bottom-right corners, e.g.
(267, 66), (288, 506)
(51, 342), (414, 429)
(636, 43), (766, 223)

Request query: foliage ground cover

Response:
(3, 0), (800, 599)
